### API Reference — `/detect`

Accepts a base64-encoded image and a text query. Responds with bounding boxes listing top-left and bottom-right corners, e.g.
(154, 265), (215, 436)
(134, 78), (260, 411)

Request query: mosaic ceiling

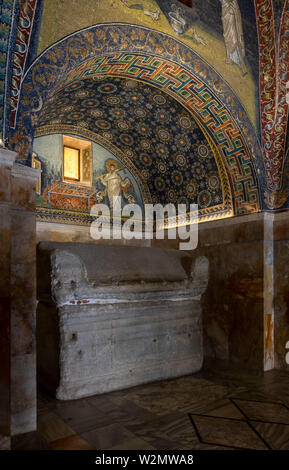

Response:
(35, 76), (231, 215)
(2, 2), (289, 210)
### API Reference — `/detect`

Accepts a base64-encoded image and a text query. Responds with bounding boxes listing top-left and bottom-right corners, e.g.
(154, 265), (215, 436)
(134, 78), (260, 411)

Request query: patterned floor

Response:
(12, 364), (289, 450)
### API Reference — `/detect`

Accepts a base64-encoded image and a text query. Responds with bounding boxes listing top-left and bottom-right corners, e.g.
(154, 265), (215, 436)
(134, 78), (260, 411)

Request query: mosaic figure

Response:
(96, 160), (136, 207)
(221, 0), (246, 76)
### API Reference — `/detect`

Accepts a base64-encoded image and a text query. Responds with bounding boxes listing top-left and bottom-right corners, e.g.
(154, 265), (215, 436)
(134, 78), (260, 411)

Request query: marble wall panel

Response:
(0, 207), (12, 437)
(10, 213), (37, 356)
(271, 213), (289, 370)
(9, 167), (39, 436)
(153, 212), (289, 372)
(191, 242), (264, 370)
(264, 213), (274, 371)
(0, 150), (15, 442)
(36, 222), (150, 247)
(273, 237), (289, 370)
(10, 354), (37, 435)
(152, 213), (269, 371)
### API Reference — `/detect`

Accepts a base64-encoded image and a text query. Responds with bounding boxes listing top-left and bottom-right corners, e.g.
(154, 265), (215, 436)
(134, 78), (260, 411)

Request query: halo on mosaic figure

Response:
(105, 159), (119, 172)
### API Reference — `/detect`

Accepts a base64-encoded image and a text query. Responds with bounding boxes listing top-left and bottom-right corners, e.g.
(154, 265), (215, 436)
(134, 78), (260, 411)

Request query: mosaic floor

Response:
(12, 364), (289, 450)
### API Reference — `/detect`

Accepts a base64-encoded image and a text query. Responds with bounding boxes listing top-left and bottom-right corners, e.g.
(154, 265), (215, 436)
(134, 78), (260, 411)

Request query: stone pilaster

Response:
(0, 151), (40, 448)
(10, 163), (40, 435)
(264, 213), (274, 371)
(0, 149), (16, 450)
(273, 211), (289, 370)
(153, 212), (289, 372)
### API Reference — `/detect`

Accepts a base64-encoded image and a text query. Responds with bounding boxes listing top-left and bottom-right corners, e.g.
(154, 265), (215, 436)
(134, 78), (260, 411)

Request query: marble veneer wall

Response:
(273, 212), (289, 370)
(153, 212), (289, 372)
(36, 222), (150, 247)
(37, 212), (289, 372)
(191, 213), (274, 371)
(0, 150), (13, 450)
(0, 150), (40, 449)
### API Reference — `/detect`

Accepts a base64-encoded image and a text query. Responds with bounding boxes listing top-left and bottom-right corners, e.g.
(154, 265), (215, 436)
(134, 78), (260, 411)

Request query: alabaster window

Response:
(62, 135), (92, 187)
(63, 146), (80, 181)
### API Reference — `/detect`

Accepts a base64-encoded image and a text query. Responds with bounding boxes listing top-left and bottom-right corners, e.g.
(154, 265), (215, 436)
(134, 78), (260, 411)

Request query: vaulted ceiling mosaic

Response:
(9, 22), (262, 217)
(35, 76), (233, 219)
(2, 1), (289, 211)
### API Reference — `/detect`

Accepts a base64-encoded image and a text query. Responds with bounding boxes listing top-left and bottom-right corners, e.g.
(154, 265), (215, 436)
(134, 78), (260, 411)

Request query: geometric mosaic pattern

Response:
(31, 369), (289, 451)
(35, 77), (231, 220)
(190, 397), (289, 450)
(58, 54), (261, 215)
(4, 4), (289, 207)
(9, 24), (262, 216)
(189, 414), (269, 450)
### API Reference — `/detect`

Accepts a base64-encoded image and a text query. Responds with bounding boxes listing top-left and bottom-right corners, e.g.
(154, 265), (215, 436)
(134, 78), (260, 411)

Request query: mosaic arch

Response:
(34, 76), (234, 224)
(255, 0), (289, 187)
(9, 23), (262, 216)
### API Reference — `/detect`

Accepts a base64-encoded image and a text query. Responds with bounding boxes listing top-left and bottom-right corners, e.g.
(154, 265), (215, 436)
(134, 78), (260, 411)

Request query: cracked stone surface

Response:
(37, 243), (209, 400)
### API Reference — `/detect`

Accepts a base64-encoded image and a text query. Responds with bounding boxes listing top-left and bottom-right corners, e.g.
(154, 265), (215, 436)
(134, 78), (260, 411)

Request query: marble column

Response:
(0, 150), (40, 449)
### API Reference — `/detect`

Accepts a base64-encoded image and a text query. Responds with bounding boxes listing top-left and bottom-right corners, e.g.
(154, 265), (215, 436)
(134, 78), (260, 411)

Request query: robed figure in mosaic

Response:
(96, 160), (135, 207)
(221, 0), (246, 76)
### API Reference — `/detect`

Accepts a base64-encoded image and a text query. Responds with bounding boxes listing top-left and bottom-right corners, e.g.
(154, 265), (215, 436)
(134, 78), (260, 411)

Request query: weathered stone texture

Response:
(274, 213), (289, 370)
(0, 151), (40, 447)
(37, 243), (209, 400)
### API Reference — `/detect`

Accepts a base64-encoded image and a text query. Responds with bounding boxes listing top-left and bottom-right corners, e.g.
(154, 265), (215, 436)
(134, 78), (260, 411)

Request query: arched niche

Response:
(8, 24), (263, 217)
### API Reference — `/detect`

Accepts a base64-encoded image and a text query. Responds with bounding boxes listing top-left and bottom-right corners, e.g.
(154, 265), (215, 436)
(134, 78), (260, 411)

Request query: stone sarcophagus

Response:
(37, 243), (209, 400)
